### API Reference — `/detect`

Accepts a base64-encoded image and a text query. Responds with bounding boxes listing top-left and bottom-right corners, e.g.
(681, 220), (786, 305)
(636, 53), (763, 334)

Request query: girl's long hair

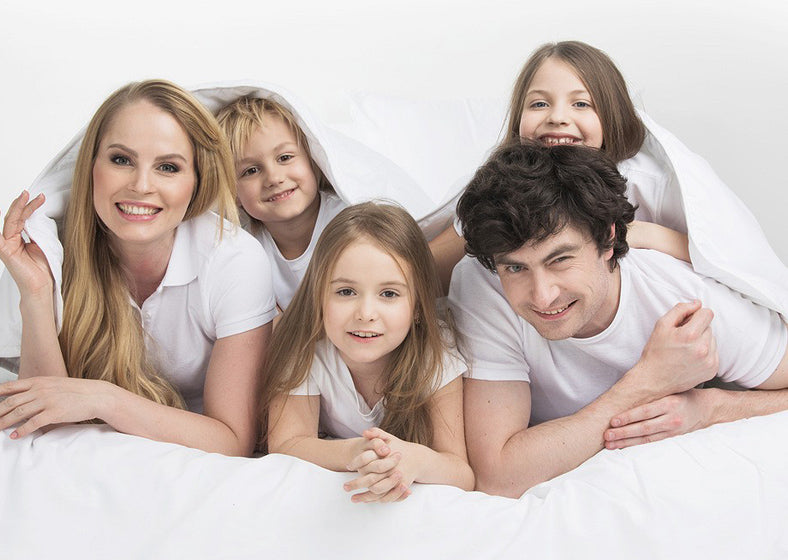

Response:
(261, 202), (450, 446)
(505, 41), (646, 162)
(59, 79), (238, 408)
(216, 96), (334, 235)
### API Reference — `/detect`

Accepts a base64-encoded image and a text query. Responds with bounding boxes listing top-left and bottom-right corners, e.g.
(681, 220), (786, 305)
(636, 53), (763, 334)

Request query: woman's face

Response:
(518, 57), (604, 149)
(92, 99), (196, 255)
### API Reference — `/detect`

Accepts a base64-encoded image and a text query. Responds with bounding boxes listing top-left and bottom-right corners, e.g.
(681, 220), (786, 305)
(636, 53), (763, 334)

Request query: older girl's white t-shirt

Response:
(290, 337), (466, 439)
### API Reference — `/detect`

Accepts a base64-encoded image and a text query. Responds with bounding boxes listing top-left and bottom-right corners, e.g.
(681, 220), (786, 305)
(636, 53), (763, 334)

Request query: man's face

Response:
(495, 225), (620, 340)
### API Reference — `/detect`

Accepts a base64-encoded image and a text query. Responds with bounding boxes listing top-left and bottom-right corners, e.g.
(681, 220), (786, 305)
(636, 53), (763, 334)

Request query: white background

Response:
(1, 0), (786, 263)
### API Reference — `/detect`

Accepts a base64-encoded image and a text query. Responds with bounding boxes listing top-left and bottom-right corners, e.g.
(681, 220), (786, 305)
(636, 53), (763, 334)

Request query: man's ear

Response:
(603, 223), (616, 261)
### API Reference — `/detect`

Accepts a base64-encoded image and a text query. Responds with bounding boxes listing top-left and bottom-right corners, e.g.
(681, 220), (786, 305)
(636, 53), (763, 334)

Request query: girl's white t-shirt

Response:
(253, 192), (346, 310)
(290, 336), (466, 439)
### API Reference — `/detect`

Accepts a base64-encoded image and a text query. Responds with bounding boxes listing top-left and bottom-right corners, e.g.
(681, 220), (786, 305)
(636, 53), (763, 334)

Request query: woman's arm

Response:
(627, 220), (690, 262)
(344, 377), (475, 502)
(0, 323), (271, 456)
(0, 191), (68, 379)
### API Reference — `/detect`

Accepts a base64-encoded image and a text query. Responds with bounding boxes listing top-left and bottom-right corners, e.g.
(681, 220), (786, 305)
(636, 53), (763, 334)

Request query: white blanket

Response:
(1, 411), (787, 559)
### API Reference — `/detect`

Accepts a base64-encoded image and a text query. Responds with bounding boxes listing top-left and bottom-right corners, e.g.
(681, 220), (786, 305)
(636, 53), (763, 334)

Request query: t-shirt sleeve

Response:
(703, 276), (788, 388)
(208, 229), (277, 339)
(448, 257), (531, 383)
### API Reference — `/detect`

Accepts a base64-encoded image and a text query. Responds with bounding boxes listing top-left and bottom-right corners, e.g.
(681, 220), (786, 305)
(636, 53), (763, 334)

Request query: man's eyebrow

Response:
(497, 243), (581, 266)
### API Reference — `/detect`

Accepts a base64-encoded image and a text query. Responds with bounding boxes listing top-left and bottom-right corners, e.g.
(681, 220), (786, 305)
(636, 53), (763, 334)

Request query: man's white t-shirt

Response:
(289, 337), (466, 439)
(137, 213), (276, 413)
(449, 249), (787, 426)
(253, 192), (346, 310)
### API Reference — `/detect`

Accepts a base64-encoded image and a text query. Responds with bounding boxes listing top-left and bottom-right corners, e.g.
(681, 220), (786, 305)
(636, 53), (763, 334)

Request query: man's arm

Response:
(466, 301), (719, 498)
(605, 342), (788, 449)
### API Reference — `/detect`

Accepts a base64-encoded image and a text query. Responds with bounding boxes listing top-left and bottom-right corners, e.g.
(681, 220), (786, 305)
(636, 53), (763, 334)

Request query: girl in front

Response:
(216, 96), (345, 310)
(262, 202), (473, 503)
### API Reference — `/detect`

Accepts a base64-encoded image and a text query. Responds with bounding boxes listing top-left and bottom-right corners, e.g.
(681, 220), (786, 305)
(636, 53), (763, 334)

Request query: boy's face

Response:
(495, 225), (619, 340)
(234, 118), (320, 232)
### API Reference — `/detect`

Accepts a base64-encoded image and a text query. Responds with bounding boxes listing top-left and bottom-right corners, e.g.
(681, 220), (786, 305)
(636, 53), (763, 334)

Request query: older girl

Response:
(0, 80), (275, 455)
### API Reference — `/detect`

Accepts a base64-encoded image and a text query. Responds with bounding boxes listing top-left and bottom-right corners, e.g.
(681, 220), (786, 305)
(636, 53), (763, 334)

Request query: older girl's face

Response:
(92, 100), (196, 255)
(518, 57), (604, 149)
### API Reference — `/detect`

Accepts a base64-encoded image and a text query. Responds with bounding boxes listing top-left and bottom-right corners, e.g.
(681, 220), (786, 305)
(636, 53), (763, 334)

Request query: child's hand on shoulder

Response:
(343, 428), (417, 504)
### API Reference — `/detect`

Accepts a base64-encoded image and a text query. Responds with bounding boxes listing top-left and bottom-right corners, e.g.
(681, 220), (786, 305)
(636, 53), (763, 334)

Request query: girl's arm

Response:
(0, 323), (271, 456)
(627, 220), (690, 263)
(0, 191), (68, 379)
(428, 224), (466, 296)
(267, 393), (375, 470)
(344, 376), (475, 502)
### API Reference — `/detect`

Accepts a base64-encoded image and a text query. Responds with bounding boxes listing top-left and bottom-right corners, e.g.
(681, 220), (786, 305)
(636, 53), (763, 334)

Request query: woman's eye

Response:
(158, 163), (179, 173)
(111, 155), (131, 166)
(380, 290), (399, 298)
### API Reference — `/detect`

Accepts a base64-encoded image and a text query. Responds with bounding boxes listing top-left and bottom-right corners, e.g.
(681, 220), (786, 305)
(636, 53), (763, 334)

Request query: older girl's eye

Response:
(380, 290), (399, 298)
(337, 288), (355, 297)
(574, 101), (593, 109)
(529, 101), (548, 109)
(277, 154), (294, 164)
(111, 155), (131, 166)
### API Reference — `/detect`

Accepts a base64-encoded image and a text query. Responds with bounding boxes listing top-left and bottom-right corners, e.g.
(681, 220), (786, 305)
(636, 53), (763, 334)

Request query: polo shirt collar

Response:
(161, 218), (201, 287)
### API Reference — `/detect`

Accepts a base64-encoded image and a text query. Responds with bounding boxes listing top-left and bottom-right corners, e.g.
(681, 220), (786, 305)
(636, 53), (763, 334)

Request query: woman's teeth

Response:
(117, 203), (160, 215)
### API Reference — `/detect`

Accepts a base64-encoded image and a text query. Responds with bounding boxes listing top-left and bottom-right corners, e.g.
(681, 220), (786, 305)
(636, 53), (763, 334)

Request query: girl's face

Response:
(234, 117), (320, 228)
(322, 239), (414, 378)
(518, 57), (604, 149)
(92, 100), (196, 255)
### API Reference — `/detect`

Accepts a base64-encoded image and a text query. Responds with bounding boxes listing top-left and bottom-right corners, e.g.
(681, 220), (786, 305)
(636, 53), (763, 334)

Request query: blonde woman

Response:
(0, 80), (275, 456)
(262, 202), (473, 503)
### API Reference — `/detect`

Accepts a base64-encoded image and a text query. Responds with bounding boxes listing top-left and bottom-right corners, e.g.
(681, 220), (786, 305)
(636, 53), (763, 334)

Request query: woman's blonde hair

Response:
(260, 202), (450, 446)
(59, 79), (239, 408)
(506, 41), (646, 162)
(216, 96), (333, 234)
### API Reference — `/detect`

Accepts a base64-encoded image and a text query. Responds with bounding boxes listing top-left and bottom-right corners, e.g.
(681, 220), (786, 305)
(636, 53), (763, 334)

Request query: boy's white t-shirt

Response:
(289, 336), (466, 439)
(449, 249), (787, 426)
(252, 192), (346, 310)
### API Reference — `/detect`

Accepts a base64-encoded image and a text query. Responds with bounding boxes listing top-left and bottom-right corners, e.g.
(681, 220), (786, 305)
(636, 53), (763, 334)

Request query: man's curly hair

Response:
(458, 141), (636, 272)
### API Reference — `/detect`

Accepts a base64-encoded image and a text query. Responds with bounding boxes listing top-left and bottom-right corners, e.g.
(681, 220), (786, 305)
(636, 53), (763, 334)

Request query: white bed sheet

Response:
(1, 410), (787, 559)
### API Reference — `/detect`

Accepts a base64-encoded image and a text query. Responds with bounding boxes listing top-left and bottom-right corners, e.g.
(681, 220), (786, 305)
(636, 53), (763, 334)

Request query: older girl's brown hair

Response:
(59, 79), (238, 408)
(260, 202), (450, 447)
(506, 41), (646, 162)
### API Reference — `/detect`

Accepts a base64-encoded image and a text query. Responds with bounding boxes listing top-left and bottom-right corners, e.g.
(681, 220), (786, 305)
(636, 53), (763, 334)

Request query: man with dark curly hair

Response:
(450, 142), (788, 498)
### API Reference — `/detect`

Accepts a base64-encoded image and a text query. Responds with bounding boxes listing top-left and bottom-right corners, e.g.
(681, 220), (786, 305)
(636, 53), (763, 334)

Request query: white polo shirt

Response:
(290, 336), (466, 439)
(449, 249), (787, 426)
(252, 192), (346, 310)
(135, 212), (276, 413)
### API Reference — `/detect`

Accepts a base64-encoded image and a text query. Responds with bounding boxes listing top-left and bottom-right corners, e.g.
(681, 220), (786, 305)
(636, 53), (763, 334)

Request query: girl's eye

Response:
(158, 163), (179, 173)
(529, 101), (548, 109)
(337, 288), (355, 297)
(241, 166), (259, 178)
(574, 101), (593, 109)
(380, 290), (399, 298)
(277, 154), (294, 164)
(111, 155), (131, 166)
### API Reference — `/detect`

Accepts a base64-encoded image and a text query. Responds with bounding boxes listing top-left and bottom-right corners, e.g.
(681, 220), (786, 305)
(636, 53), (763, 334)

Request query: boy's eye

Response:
(240, 166), (259, 178)
(380, 290), (399, 298)
(111, 155), (131, 166)
(158, 163), (179, 173)
(337, 288), (355, 297)
(277, 154), (294, 164)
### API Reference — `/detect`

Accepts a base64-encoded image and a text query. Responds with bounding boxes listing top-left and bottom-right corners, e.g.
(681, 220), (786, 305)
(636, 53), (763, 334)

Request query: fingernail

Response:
(10, 431), (18, 439)
(381, 446), (389, 454)
(611, 419), (621, 427)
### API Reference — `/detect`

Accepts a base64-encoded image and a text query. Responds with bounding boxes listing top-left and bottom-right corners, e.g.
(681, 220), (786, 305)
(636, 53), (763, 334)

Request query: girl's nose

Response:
(547, 104), (569, 125)
(355, 296), (379, 321)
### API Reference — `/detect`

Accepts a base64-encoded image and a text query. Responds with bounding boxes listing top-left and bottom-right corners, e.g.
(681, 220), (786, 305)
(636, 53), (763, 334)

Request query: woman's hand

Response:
(344, 427), (417, 503)
(604, 389), (709, 449)
(0, 377), (114, 439)
(0, 191), (53, 297)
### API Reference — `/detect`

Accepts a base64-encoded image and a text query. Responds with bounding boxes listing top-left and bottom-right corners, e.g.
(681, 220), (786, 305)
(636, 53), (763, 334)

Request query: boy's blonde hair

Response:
(506, 41), (646, 162)
(216, 97), (333, 231)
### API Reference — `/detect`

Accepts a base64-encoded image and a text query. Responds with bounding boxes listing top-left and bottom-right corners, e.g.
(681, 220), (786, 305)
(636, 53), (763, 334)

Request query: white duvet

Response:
(1, 410), (787, 559)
